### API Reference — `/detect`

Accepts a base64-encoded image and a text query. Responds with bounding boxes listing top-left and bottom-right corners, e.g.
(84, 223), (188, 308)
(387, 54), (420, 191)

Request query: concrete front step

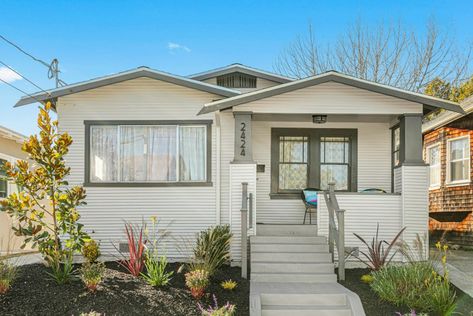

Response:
(251, 252), (332, 263)
(251, 243), (329, 253)
(251, 272), (337, 283)
(252, 262), (334, 274)
(257, 224), (317, 237)
(261, 305), (352, 316)
(251, 236), (327, 244)
(261, 293), (347, 306)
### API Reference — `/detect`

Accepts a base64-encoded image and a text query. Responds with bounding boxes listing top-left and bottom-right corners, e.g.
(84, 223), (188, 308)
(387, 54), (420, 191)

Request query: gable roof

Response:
(0, 125), (27, 143)
(15, 67), (241, 107)
(189, 63), (293, 84)
(198, 71), (465, 115)
(422, 95), (473, 133)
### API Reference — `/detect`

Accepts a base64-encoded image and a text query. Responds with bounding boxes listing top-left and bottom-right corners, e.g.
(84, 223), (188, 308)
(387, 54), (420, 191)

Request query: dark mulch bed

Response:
(0, 262), (249, 316)
(340, 268), (473, 316)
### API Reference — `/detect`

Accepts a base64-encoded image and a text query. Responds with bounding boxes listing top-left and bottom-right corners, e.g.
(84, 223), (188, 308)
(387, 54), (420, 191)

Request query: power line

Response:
(0, 77), (46, 105)
(0, 60), (50, 95)
(0, 34), (66, 87)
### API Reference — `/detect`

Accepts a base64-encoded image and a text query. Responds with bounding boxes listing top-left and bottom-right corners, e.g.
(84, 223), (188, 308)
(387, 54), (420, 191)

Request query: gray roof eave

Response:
(15, 68), (241, 107)
(198, 72), (465, 115)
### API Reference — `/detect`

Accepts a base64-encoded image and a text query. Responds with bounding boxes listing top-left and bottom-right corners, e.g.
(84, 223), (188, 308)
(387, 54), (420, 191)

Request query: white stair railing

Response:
(323, 182), (346, 281)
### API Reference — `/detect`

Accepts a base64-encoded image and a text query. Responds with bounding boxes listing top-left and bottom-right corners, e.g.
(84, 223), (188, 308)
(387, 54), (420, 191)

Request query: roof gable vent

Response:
(217, 72), (256, 88)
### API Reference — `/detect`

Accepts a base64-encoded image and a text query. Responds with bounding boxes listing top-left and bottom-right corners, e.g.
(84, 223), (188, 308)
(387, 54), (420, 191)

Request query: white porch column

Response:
(397, 113), (429, 259)
(229, 112), (257, 266)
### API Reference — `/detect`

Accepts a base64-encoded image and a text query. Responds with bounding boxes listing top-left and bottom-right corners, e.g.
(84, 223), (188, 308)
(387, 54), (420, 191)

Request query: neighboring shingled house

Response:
(423, 96), (473, 248)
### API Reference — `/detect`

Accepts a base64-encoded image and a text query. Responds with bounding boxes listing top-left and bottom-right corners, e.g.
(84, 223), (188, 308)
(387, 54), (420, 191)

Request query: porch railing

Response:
(323, 182), (346, 281)
(240, 182), (253, 279)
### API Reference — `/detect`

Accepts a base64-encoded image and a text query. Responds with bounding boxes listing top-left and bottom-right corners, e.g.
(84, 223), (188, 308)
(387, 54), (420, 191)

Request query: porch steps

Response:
(250, 224), (365, 316)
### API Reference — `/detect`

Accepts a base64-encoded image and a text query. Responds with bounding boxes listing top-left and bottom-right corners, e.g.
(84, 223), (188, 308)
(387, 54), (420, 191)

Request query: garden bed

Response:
(0, 262), (249, 316)
(341, 268), (473, 316)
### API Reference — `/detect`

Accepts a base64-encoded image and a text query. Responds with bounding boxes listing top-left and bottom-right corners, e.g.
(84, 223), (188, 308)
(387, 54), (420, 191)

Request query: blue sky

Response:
(0, 0), (472, 136)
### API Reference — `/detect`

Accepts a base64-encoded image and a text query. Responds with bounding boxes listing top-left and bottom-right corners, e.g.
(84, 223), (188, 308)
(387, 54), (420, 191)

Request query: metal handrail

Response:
(323, 182), (346, 281)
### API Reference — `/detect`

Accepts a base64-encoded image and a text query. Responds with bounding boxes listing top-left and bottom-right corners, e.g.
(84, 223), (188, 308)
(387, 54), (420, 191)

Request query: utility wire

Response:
(0, 60), (50, 95)
(0, 77), (46, 105)
(0, 34), (50, 68)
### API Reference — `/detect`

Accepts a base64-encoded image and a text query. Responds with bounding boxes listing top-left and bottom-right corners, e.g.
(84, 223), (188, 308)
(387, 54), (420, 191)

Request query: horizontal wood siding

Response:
(57, 77), (219, 259)
(250, 120), (392, 223)
(236, 82), (423, 114)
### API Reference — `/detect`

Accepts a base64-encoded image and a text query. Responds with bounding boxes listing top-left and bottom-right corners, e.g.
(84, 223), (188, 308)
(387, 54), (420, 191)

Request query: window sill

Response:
(429, 185), (441, 191)
(445, 181), (471, 188)
(84, 182), (213, 187)
(269, 193), (301, 200)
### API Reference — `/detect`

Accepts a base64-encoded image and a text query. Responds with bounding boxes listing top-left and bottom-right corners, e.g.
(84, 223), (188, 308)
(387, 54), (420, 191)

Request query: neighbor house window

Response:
(426, 144), (441, 188)
(271, 129), (357, 195)
(0, 158), (8, 198)
(87, 121), (210, 185)
(447, 136), (470, 184)
(392, 127), (400, 167)
(216, 73), (257, 88)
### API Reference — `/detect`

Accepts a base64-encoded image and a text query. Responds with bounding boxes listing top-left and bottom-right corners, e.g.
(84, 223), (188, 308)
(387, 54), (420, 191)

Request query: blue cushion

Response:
(303, 190), (318, 207)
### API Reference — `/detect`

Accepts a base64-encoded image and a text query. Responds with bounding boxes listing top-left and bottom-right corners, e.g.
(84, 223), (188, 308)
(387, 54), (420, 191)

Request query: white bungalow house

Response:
(15, 64), (463, 315)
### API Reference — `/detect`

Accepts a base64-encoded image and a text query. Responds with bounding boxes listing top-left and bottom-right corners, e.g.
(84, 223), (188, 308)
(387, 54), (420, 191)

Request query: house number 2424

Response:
(240, 122), (246, 156)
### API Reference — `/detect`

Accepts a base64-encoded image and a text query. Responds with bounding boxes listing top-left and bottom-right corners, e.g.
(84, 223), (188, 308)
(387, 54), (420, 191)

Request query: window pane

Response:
(0, 159), (7, 198)
(279, 164), (307, 190)
(120, 126), (148, 182)
(394, 128), (400, 151)
(148, 126), (177, 181)
(450, 161), (468, 182)
(450, 138), (468, 160)
(279, 136), (308, 163)
(321, 137), (349, 163)
(429, 146), (440, 165)
(430, 166), (440, 186)
(429, 146), (441, 186)
(90, 126), (118, 182)
(320, 165), (348, 190)
(179, 126), (206, 181)
(394, 151), (400, 167)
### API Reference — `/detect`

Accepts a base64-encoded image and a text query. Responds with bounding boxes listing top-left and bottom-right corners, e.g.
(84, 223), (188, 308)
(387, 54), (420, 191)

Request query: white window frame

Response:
(0, 153), (19, 200)
(426, 143), (441, 189)
(446, 135), (471, 186)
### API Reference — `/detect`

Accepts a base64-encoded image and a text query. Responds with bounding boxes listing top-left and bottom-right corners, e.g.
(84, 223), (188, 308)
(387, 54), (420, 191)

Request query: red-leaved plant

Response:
(118, 222), (147, 277)
(353, 224), (406, 271)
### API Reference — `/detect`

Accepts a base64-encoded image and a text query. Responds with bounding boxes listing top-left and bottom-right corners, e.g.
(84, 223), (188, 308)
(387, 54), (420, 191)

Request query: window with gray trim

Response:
(0, 159), (7, 198)
(85, 121), (211, 186)
(271, 128), (357, 195)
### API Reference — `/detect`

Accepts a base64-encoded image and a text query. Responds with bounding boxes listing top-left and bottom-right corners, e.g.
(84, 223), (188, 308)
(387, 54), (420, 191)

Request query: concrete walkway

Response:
(446, 250), (473, 298)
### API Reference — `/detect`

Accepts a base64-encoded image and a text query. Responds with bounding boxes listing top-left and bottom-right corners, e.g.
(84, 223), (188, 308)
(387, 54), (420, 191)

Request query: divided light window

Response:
(0, 159), (7, 198)
(447, 136), (470, 184)
(88, 123), (209, 184)
(426, 144), (441, 188)
(272, 129), (357, 195)
(216, 73), (257, 88)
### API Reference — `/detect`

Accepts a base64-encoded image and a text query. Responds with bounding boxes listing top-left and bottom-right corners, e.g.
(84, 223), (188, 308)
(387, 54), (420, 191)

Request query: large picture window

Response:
(271, 128), (357, 196)
(86, 121), (211, 186)
(447, 136), (470, 185)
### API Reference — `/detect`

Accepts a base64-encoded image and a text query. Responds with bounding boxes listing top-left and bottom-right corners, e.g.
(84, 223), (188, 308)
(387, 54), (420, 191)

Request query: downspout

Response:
(215, 112), (221, 225)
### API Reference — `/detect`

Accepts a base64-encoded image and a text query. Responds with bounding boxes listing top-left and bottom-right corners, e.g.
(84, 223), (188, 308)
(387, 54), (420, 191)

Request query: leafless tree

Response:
(274, 19), (471, 92)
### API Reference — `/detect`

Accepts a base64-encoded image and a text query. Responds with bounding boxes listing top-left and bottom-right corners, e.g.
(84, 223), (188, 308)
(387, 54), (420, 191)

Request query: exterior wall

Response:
(424, 127), (473, 243)
(236, 82), (423, 115)
(202, 77), (281, 93)
(57, 77), (220, 260)
(248, 120), (393, 224)
(0, 136), (29, 254)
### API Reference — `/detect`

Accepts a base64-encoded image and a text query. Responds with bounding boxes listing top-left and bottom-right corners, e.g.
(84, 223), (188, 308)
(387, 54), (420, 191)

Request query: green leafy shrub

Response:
(185, 269), (209, 299)
(353, 224), (405, 271)
(371, 253), (457, 315)
(141, 253), (173, 287)
(198, 294), (236, 316)
(0, 102), (90, 268)
(82, 240), (100, 263)
(47, 252), (75, 284)
(193, 225), (232, 276)
(0, 261), (17, 294)
(80, 261), (106, 292)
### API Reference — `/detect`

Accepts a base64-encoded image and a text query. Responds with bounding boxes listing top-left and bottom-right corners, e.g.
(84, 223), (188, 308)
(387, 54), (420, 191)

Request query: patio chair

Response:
(301, 188), (320, 224)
